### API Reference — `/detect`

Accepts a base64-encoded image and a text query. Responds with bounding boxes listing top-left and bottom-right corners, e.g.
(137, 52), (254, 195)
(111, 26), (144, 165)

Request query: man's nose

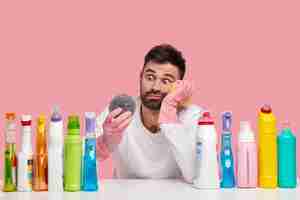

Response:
(152, 79), (162, 91)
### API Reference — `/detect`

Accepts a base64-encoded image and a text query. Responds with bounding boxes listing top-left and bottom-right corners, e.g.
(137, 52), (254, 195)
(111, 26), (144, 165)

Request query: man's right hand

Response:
(102, 107), (133, 152)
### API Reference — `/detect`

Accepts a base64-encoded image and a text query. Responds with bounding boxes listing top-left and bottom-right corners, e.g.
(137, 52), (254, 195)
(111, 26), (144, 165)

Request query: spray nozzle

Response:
(53, 105), (60, 114)
(85, 112), (96, 134)
(222, 111), (232, 132)
(51, 105), (62, 122)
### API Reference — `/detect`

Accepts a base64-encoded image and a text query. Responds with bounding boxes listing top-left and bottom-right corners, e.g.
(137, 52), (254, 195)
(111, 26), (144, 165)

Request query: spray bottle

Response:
(220, 111), (236, 188)
(82, 112), (98, 191)
(48, 106), (64, 192)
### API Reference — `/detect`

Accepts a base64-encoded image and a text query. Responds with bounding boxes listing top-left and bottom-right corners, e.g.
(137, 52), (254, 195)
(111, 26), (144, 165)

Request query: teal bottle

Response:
(277, 122), (297, 188)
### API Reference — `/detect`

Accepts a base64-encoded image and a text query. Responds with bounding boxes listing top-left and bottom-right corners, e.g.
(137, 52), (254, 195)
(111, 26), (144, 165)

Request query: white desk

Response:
(0, 179), (299, 200)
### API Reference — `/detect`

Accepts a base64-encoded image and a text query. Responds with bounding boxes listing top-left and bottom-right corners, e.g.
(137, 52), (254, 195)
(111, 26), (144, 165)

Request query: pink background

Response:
(0, 1), (299, 180)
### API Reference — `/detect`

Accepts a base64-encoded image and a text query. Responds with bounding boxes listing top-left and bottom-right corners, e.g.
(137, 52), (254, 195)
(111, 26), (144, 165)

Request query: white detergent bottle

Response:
(48, 106), (64, 192)
(193, 111), (220, 189)
(17, 115), (33, 192)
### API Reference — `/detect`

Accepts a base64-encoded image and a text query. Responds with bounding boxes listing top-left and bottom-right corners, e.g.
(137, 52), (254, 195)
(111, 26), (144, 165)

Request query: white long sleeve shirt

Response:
(96, 97), (203, 183)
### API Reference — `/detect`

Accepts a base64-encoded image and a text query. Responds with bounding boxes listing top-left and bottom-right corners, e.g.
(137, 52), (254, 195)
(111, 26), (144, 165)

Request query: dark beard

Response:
(140, 90), (167, 111)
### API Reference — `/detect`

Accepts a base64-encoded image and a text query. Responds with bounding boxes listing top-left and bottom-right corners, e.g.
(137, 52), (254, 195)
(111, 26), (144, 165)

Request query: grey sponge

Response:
(109, 94), (136, 115)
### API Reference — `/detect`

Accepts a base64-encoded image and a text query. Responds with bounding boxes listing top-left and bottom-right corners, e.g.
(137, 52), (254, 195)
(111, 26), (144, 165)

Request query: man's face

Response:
(140, 62), (181, 111)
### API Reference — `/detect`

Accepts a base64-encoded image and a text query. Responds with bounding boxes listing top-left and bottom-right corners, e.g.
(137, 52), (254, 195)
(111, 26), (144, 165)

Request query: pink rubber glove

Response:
(159, 80), (194, 124)
(97, 108), (132, 161)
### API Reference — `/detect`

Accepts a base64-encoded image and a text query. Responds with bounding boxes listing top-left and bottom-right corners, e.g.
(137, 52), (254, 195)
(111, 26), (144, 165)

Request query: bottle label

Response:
(27, 159), (33, 188)
(225, 149), (231, 156)
(196, 142), (202, 161)
(6, 123), (16, 143)
(12, 153), (17, 185)
(88, 144), (96, 159)
(225, 160), (231, 168)
(12, 167), (16, 185)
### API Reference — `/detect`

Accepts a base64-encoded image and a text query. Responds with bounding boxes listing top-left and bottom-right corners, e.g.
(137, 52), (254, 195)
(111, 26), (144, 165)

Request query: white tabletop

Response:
(0, 179), (299, 200)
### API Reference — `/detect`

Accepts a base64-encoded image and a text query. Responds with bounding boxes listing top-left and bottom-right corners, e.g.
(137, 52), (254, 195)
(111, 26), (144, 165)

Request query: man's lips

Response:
(147, 94), (162, 100)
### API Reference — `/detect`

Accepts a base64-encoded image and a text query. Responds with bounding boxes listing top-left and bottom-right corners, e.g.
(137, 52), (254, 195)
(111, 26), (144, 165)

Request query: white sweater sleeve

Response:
(160, 105), (203, 183)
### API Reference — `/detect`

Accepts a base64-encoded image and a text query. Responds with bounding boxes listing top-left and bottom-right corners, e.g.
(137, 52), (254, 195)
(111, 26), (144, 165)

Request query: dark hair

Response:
(143, 44), (186, 79)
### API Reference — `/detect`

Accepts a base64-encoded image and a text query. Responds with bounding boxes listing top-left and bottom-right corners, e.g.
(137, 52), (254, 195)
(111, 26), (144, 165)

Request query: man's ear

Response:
(139, 70), (143, 79)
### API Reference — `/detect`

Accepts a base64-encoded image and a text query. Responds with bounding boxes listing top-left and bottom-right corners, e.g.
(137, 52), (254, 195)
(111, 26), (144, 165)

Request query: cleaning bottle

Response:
(48, 106), (64, 192)
(17, 114), (33, 192)
(278, 121), (297, 188)
(220, 111), (236, 188)
(64, 115), (82, 191)
(237, 121), (257, 188)
(258, 105), (277, 188)
(193, 111), (219, 189)
(33, 115), (48, 191)
(3, 113), (17, 192)
(82, 112), (98, 191)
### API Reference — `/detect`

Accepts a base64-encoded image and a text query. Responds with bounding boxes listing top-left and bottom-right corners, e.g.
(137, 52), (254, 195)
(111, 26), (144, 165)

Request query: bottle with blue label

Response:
(220, 111), (236, 188)
(277, 121), (297, 188)
(82, 112), (98, 191)
(193, 111), (219, 189)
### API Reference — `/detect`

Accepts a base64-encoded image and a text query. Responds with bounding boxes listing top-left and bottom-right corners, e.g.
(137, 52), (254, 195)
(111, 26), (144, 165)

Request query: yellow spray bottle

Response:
(258, 105), (277, 188)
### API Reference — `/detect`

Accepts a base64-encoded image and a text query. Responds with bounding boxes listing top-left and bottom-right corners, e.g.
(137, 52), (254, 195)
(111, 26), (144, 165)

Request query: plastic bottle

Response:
(17, 115), (33, 192)
(3, 113), (17, 192)
(193, 111), (219, 189)
(237, 121), (257, 188)
(82, 112), (98, 191)
(48, 106), (64, 192)
(64, 115), (82, 191)
(220, 112), (236, 188)
(278, 122), (297, 188)
(258, 105), (277, 188)
(33, 115), (48, 191)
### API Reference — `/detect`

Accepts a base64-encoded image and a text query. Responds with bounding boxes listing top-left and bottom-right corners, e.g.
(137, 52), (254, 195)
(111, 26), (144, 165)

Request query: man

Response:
(96, 44), (203, 183)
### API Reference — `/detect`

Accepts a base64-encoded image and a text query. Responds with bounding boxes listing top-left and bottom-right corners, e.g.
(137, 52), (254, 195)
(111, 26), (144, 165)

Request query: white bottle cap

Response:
(239, 121), (255, 142)
(21, 114), (32, 122)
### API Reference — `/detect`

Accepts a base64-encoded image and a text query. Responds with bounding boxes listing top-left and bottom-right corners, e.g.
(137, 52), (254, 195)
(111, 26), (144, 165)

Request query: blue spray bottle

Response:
(220, 111), (236, 188)
(82, 112), (99, 191)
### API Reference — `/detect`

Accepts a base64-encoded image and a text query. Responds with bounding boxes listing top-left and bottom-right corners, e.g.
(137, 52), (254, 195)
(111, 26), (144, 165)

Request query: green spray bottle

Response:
(64, 115), (82, 191)
(277, 122), (297, 188)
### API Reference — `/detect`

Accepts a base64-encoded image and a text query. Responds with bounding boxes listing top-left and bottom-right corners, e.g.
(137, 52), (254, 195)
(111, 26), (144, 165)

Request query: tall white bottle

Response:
(17, 115), (33, 192)
(193, 111), (220, 189)
(48, 106), (64, 192)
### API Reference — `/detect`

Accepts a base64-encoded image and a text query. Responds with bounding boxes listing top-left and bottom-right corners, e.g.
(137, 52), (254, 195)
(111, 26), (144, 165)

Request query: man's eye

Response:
(146, 75), (155, 81)
(162, 79), (172, 84)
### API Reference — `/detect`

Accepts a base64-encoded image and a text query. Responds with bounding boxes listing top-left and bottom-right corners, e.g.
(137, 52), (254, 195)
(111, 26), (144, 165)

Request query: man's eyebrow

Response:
(144, 68), (156, 74)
